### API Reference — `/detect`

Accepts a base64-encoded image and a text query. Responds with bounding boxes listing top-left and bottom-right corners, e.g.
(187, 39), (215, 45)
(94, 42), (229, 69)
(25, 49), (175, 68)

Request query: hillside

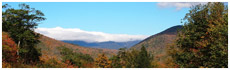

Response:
(36, 33), (118, 60)
(130, 25), (182, 66)
(62, 40), (141, 50)
(131, 25), (182, 50)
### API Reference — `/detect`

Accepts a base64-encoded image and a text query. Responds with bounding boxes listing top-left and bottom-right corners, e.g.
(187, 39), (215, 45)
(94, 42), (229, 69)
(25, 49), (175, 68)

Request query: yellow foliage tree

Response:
(95, 53), (112, 68)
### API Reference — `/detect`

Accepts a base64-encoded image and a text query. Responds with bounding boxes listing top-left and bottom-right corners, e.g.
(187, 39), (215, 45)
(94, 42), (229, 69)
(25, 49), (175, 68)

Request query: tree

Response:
(169, 2), (228, 68)
(2, 3), (46, 64)
(95, 53), (112, 68)
(113, 48), (140, 68)
(58, 46), (94, 68)
(38, 58), (68, 68)
(109, 55), (122, 68)
(124, 49), (139, 68)
(137, 46), (151, 68)
(110, 47), (152, 68)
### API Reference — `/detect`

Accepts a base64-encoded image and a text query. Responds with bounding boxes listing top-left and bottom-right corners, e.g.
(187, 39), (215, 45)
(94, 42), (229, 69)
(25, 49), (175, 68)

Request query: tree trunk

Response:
(17, 41), (20, 55)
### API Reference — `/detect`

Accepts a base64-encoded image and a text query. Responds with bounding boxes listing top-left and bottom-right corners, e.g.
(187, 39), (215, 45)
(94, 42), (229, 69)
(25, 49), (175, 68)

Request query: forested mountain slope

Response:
(37, 34), (118, 59)
(130, 25), (182, 67)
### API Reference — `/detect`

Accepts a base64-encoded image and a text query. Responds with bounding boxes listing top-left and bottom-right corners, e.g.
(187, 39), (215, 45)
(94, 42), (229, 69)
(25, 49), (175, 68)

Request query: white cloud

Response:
(157, 2), (208, 10)
(35, 27), (149, 43)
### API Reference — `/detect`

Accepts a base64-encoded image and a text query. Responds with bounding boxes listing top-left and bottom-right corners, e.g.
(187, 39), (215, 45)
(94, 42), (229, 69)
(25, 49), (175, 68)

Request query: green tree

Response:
(109, 55), (122, 68)
(125, 49), (139, 68)
(58, 47), (94, 68)
(2, 4), (46, 64)
(169, 2), (228, 68)
(137, 46), (151, 68)
(114, 48), (139, 68)
(110, 47), (152, 68)
(109, 48), (129, 68)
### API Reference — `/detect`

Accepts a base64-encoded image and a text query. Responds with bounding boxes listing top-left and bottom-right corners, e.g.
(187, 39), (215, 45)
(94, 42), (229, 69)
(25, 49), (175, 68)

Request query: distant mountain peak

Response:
(158, 25), (183, 35)
(131, 25), (183, 52)
(136, 25), (182, 45)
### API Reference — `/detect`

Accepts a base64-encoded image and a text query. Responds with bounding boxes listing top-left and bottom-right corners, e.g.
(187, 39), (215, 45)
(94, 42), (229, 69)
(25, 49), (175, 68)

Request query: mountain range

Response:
(62, 40), (141, 50)
(26, 25), (182, 61)
(62, 25), (182, 52)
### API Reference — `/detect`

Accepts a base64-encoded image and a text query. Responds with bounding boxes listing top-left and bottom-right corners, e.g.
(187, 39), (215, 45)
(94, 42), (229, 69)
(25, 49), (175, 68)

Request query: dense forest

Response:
(2, 2), (228, 68)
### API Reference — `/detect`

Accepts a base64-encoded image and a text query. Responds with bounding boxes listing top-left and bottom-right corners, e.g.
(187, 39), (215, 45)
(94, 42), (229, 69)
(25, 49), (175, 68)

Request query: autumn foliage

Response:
(168, 2), (228, 68)
(2, 2), (228, 68)
(95, 53), (112, 68)
(2, 32), (18, 67)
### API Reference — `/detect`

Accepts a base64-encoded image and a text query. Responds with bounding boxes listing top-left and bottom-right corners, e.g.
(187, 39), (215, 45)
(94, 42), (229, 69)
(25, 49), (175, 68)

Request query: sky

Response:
(2, 2), (209, 42)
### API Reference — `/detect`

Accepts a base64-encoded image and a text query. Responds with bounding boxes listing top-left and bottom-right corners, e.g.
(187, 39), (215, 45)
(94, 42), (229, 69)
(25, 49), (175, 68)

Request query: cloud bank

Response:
(157, 2), (208, 10)
(35, 27), (149, 43)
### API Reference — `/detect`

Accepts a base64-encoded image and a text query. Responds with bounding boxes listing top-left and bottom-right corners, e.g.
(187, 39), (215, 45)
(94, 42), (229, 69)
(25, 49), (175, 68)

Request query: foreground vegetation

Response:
(95, 46), (154, 68)
(2, 2), (228, 68)
(168, 2), (228, 68)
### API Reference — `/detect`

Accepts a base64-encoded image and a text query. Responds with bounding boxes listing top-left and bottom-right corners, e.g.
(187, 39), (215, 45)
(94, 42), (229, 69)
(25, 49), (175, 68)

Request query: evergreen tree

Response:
(169, 2), (228, 68)
(125, 49), (139, 68)
(137, 46), (151, 68)
(109, 55), (122, 68)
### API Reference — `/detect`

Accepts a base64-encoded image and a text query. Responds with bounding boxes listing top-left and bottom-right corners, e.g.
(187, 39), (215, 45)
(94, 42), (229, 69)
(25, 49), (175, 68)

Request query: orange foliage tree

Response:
(95, 53), (112, 68)
(2, 32), (19, 67)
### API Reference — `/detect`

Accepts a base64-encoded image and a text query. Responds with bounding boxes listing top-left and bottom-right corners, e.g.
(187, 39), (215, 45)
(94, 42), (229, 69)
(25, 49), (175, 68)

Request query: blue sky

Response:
(3, 2), (190, 35)
(4, 2), (205, 42)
